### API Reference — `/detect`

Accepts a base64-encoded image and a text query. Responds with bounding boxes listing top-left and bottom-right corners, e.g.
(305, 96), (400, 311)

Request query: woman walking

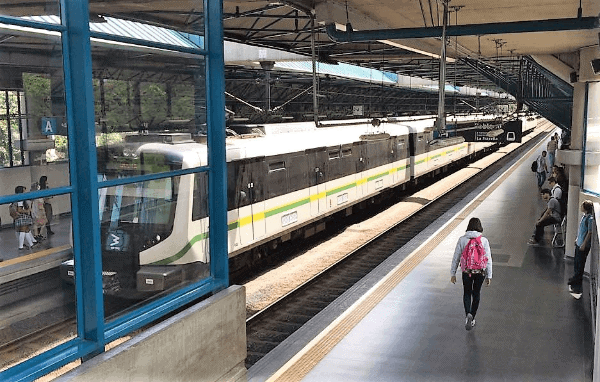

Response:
(450, 217), (493, 330)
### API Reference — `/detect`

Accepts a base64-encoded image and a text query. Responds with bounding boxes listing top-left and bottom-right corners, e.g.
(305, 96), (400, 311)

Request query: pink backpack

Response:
(460, 236), (487, 272)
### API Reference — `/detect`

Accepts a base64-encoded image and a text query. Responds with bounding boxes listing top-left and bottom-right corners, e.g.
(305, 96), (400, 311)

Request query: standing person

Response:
(535, 151), (548, 189)
(30, 182), (48, 241)
(10, 185), (38, 250)
(568, 200), (595, 297)
(39, 175), (54, 235)
(528, 188), (561, 245)
(547, 136), (558, 170)
(450, 217), (493, 331)
(554, 132), (561, 149)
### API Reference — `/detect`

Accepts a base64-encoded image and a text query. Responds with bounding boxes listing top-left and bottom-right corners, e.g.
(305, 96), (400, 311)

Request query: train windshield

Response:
(99, 177), (179, 250)
(98, 146), (182, 252)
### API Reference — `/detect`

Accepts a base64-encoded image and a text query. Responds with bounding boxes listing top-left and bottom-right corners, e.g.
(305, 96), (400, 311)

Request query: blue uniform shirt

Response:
(576, 213), (594, 247)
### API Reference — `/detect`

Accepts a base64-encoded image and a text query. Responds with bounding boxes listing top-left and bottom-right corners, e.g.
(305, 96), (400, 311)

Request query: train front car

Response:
(62, 134), (211, 299)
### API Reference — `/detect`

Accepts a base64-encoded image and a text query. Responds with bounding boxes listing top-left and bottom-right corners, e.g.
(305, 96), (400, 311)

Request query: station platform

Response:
(248, 136), (594, 382)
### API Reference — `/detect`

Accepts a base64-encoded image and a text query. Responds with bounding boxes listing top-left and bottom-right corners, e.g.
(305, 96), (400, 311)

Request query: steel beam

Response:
(326, 17), (599, 42)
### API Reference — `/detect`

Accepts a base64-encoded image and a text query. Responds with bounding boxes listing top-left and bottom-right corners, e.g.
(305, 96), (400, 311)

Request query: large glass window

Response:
(0, 2), (224, 379)
(583, 82), (600, 193)
(0, 23), (74, 372)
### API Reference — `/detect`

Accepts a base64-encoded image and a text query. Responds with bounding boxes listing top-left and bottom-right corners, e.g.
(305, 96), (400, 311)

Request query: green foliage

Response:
(23, 73), (51, 122)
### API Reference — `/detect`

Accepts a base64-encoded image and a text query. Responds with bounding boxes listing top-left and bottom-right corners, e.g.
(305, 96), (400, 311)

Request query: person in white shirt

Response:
(548, 176), (562, 200)
(536, 151), (548, 188)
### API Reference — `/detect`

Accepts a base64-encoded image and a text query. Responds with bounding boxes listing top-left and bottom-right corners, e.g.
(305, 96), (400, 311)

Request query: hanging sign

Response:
(41, 117), (58, 136)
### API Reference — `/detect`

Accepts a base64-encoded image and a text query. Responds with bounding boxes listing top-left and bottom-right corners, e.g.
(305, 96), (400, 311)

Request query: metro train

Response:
(61, 114), (521, 298)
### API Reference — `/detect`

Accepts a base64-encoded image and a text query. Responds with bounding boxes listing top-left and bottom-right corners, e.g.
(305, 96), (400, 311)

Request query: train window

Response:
(267, 167), (287, 199)
(397, 140), (405, 149)
(342, 149), (352, 157)
(328, 150), (340, 160)
(268, 161), (285, 172)
(192, 172), (209, 221)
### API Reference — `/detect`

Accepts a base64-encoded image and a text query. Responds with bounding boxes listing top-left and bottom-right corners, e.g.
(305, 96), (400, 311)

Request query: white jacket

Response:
(450, 231), (493, 279)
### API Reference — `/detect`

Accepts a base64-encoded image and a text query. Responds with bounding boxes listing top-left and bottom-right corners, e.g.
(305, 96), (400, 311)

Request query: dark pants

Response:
(534, 215), (559, 242)
(462, 272), (485, 317)
(571, 244), (590, 292)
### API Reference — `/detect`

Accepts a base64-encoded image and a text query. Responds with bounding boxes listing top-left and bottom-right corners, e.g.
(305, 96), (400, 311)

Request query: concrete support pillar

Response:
(561, 82), (585, 257)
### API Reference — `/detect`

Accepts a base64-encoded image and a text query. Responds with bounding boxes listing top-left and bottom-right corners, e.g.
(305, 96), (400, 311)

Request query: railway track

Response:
(245, 130), (547, 369)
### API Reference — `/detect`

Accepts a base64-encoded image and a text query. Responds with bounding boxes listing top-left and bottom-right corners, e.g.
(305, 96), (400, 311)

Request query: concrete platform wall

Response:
(56, 285), (247, 382)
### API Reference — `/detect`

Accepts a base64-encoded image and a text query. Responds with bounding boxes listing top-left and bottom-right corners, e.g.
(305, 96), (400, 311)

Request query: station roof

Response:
(2, 1), (599, 128)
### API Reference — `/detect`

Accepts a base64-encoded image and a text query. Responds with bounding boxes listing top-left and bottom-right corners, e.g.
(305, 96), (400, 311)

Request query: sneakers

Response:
(527, 238), (541, 246)
(465, 313), (474, 331)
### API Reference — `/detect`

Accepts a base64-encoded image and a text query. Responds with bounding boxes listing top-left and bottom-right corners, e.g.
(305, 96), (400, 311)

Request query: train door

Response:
(353, 141), (367, 198)
(236, 157), (266, 246)
(249, 159), (266, 240)
(306, 148), (327, 216)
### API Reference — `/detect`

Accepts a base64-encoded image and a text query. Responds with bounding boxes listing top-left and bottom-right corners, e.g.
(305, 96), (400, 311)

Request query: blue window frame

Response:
(0, 0), (226, 380)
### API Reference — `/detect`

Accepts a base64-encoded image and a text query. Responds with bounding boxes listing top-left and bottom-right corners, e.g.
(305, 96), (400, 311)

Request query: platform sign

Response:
(451, 119), (522, 144)
(41, 117), (58, 136)
(500, 119), (523, 143)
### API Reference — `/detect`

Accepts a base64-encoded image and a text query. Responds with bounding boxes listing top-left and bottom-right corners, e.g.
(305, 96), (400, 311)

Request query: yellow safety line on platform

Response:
(267, 128), (551, 382)
(0, 245), (71, 268)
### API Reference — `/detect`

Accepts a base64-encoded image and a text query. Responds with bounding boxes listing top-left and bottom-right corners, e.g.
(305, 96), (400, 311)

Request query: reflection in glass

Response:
(93, 39), (207, 176)
(0, 25), (70, 185)
(0, 1), (61, 19)
(94, 173), (210, 320)
(0, 198), (75, 371)
(88, 5), (205, 37)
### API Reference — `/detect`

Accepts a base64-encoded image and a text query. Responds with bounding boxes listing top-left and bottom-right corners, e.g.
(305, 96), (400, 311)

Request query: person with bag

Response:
(12, 185), (38, 250)
(535, 151), (548, 189)
(450, 217), (493, 331)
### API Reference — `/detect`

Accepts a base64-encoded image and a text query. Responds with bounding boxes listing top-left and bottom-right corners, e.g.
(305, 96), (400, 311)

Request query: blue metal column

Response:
(205, 0), (228, 286)
(61, 0), (105, 351)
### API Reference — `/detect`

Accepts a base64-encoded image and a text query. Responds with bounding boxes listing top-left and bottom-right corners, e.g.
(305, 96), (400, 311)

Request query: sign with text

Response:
(41, 117), (57, 135)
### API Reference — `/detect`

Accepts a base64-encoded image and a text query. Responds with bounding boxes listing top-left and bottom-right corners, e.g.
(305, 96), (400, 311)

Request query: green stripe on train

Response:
(151, 232), (209, 265)
(368, 171), (388, 182)
(326, 182), (357, 196)
(265, 197), (311, 218)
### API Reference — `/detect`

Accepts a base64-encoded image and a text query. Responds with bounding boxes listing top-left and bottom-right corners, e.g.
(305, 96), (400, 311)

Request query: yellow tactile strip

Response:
(0, 244), (71, 268)
(268, 127), (550, 382)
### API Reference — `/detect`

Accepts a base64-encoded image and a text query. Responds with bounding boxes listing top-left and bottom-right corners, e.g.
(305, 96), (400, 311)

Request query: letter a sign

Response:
(41, 117), (57, 136)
